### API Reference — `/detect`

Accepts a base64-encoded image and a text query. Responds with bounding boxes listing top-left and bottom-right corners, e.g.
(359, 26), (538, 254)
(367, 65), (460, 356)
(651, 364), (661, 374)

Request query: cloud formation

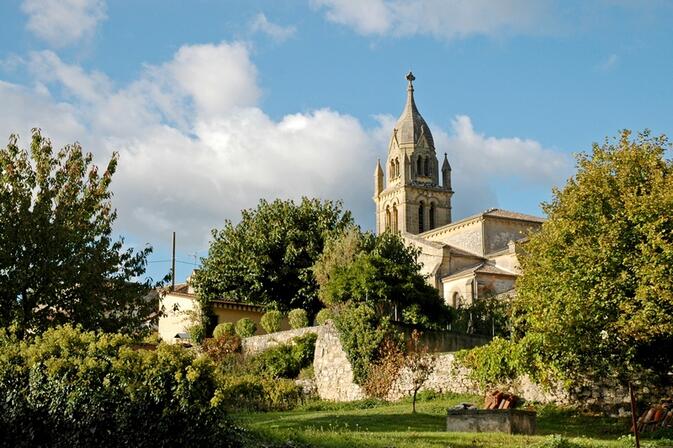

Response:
(250, 13), (297, 42)
(21, 0), (107, 47)
(311, 0), (555, 40)
(0, 40), (570, 253)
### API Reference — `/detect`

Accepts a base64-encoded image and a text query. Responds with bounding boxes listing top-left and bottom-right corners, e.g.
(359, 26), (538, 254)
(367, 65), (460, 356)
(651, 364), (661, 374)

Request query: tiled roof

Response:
(441, 262), (517, 282)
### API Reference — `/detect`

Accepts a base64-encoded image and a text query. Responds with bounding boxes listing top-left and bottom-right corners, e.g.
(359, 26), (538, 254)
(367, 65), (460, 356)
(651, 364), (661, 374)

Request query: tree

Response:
(515, 130), (673, 384)
(405, 330), (435, 414)
(0, 130), (158, 338)
(313, 229), (449, 328)
(192, 198), (352, 324)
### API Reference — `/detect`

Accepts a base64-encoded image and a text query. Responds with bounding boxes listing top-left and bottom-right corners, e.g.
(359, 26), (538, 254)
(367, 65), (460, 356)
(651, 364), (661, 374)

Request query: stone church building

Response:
(373, 73), (544, 307)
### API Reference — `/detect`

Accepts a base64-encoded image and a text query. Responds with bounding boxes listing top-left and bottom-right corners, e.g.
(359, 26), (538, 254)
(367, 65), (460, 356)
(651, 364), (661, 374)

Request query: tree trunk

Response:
(412, 389), (417, 414)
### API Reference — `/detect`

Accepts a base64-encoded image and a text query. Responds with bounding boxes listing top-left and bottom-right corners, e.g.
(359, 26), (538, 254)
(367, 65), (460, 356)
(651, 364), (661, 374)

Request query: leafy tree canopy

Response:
(313, 228), (449, 328)
(0, 130), (158, 338)
(192, 197), (353, 319)
(514, 130), (673, 383)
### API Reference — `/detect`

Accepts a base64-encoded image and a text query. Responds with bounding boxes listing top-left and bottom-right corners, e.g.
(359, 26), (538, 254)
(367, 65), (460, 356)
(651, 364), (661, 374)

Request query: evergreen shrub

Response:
(314, 308), (333, 325)
(213, 322), (235, 339)
(288, 309), (308, 329)
(260, 310), (283, 333)
(235, 318), (256, 338)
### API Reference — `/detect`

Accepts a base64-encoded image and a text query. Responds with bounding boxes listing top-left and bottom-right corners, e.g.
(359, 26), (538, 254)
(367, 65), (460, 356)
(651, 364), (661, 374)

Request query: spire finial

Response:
(406, 71), (415, 90)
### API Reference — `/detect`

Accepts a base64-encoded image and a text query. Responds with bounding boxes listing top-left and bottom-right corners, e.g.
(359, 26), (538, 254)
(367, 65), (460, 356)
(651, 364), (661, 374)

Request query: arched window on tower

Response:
(418, 201), (425, 233)
(416, 157), (422, 177)
(424, 158), (430, 176)
(390, 161), (395, 178)
(429, 203), (435, 230)
(385, 206), (391, 231)
(395, 158), (400, 178)
(392, 204), (398, 232)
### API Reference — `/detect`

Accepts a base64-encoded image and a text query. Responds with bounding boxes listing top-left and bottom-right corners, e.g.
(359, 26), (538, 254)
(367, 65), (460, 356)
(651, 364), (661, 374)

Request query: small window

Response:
(429, 203), (435, 229)
(418, 201), (425, 233)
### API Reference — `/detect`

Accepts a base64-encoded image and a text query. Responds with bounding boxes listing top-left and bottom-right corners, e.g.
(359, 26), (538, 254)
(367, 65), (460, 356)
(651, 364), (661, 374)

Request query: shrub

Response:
(235, 318), (257, 338)
(333, 302), (392, 385)
(213, 322), (235, 339)
(215, 374), (304, 411)
(252, 333), (317, 379)
(314, 308), (334, 325)
(0, 325), (241, 448)
(202, 333), (242, 362)
(187, 322), (206, 342)
(260, 310), (283, 333)
(288, 308), (309, 329)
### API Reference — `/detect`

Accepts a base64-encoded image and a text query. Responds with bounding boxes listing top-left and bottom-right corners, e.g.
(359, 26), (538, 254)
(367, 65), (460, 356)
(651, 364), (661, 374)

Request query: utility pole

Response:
(171, 231), (176, 291)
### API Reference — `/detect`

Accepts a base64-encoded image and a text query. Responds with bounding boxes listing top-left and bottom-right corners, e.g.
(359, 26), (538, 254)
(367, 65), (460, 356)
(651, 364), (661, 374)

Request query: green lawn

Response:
(235, 393), (673, 448)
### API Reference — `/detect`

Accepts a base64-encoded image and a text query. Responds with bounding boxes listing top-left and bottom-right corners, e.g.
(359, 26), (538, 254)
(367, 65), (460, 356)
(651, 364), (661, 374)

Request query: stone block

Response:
(446, 409), (536, 435)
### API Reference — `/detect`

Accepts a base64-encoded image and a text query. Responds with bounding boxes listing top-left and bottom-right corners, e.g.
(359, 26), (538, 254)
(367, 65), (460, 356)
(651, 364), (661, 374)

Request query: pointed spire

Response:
(403, 72), (418, 118)
(441, 153), (451, 171)
(374, 159), (384, 196)
(441, 153), (452, 190)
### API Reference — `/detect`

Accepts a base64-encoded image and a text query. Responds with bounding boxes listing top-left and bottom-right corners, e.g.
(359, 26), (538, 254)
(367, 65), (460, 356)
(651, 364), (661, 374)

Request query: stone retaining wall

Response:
(241, 326), (322, 355)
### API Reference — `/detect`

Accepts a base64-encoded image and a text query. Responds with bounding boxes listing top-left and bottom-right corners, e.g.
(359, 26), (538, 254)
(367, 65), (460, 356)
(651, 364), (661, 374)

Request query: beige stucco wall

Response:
(158, 293), (196, 341)
(483, 218), (539, 255)
(442, 275), (476, 307)
(158, 292), (291, 341)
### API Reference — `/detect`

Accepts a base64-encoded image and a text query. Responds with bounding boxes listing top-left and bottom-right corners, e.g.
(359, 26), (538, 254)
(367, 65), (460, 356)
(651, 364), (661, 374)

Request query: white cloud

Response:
(0, 40), (570, 252)
(311, 0), (555, 40)
(21, 0), (107, 47)
(597, 54), (619, 72)
(250, 13), (297, 42)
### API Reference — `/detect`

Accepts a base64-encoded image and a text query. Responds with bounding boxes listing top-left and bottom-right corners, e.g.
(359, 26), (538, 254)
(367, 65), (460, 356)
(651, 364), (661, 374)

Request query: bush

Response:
(0, 325), (241, 448)
(187, 322), (206, 342)
(288, 309), (309, 329)
(314, 308), (334, 325)
(202, 333), (242, 362)
(216, 374), (304, 411)
(235, 318), (257, 338)
(252, 333), (317, 379)
(332, 302), (391, 385)
(213, 322), (235, 339)
(260, 310), (283, 333)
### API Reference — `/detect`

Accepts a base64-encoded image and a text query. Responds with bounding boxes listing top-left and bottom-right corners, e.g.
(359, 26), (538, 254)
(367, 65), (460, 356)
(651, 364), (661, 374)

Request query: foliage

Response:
(404, 330), (436, 414)
(214, 322), (236, 339)
(215, 374), (304, 412)
(313, 229), (449, 328)
(451, 293), (512, 337)
(362, 336), (404, 399)
(187, 322), (206, 343)
(314, 308), (334, 325)
(288, 308), (309, 329)
(455, 334), (548, 387)
(252, 333), (317, 379)
(515, 130), (673, 384)
(192, 197), (353, 328)
(0, 130), (160, 338)
(235, 318), (257, 338)
(202, 333), (242, 362)
(0, 325), (241, 447)
(260, 310), (283, 333)
(332, 302), (392, 385)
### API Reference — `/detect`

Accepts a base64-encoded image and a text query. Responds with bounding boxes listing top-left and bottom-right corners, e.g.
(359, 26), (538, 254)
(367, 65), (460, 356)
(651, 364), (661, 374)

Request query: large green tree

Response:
(515, 130), (673, 383)
(0, 130), (158, 338)
(192, 197), (353, 320)
(313, 228), (449, 328)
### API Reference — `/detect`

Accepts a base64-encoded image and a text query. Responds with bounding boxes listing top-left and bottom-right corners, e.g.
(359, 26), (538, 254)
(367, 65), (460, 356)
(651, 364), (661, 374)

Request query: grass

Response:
(234, 392), (673, 448)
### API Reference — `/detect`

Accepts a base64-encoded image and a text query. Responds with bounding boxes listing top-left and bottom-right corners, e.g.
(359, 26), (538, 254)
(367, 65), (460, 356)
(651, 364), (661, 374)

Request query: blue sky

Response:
(1, 0), (672, 283)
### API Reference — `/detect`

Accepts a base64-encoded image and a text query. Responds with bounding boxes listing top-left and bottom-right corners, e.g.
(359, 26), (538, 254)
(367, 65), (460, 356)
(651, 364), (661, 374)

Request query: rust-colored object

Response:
(484, 390), (518, 410)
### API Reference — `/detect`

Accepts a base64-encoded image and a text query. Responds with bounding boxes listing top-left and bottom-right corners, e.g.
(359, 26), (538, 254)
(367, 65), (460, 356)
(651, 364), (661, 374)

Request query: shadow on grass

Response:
(537, 406), (630, 440)
(264, 412), (445, 433)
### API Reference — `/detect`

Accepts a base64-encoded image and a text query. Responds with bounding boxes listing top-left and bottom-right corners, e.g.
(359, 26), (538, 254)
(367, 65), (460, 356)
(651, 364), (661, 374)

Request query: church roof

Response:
(392, 72), (435, 149)
(441, 262), (517, 282)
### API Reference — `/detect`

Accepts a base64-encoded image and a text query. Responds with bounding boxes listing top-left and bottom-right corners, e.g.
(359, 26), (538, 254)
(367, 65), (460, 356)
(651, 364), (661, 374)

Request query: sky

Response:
(1, 0), (672, 283)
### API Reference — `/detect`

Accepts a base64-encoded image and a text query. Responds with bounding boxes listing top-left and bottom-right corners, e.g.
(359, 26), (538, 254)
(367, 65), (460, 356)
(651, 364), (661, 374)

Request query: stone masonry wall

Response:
(241, 326), (322, 356)
(313, 324), (365, 401)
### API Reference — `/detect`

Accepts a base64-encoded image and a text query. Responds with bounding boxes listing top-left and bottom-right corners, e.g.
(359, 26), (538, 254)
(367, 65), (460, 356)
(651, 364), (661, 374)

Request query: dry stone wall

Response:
(241, 323), (670, 409)
(241, 326), (322, 355)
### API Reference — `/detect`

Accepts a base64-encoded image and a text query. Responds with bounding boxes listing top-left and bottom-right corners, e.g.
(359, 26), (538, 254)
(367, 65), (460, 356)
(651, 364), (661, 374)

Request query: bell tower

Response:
(373, 72), (453, 235)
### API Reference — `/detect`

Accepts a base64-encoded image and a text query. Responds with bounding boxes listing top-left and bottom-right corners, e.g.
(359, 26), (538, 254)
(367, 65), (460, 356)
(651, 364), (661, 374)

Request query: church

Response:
(373, 73), (544, 307)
